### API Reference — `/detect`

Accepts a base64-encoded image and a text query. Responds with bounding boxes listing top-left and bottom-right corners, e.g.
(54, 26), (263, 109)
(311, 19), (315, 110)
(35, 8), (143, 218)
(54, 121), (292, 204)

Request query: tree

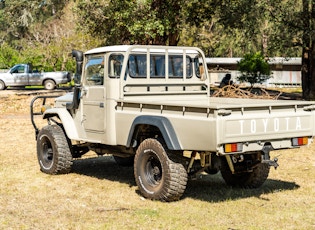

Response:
(0, 1), (98, 71)
(264, 0), (315, 100)
(75, 0), (186, 45)
(237, 52), (271, 87)
(300, 0), (315, 100)
(0, 0), (313, 80)
(0, 42), (20, 68)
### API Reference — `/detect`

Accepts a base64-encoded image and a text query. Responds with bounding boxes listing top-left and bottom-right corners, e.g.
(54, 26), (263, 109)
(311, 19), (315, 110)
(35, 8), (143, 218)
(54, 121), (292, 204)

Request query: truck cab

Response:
(55, 45), (209, 143)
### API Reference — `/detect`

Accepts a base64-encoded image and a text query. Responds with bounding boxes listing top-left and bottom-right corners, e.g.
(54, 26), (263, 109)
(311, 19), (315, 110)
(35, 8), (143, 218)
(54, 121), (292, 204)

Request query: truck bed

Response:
(116, 95), (315, 153)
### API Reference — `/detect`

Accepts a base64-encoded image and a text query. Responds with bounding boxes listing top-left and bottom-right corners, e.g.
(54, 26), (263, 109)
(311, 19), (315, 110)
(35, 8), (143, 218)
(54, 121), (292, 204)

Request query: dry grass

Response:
(0, 94), (315, 229)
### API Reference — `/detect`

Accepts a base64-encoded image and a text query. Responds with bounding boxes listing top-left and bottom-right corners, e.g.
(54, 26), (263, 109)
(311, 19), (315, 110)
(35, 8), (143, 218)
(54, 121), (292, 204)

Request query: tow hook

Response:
(262, 157), (279, 169)
(261, 144), (278, 169)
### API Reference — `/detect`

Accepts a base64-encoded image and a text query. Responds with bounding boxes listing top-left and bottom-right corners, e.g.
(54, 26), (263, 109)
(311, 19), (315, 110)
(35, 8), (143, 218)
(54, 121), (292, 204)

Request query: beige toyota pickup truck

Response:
(31, 45), (315, 201)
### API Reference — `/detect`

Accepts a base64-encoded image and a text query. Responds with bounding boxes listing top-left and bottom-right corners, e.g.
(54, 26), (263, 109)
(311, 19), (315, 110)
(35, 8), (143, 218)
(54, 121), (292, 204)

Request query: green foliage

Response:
(75, 0), (185, 45)
(237, 52), (272, 87)
(0, 43), (20, 68)
(0, 0), (310, 72)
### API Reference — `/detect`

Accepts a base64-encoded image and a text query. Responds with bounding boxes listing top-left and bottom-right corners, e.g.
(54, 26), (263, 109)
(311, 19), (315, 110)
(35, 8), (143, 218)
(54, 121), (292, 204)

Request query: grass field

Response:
(0, 94), (315, 229)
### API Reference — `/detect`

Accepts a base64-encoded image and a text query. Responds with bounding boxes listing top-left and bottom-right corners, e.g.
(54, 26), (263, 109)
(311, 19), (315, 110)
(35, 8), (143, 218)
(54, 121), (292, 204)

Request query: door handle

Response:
(100, 102), (104, 108)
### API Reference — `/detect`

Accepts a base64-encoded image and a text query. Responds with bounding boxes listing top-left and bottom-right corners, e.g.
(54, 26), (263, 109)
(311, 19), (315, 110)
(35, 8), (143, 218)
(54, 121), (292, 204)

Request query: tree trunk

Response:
(302, 48), (310, 99)
(302, 42), (315, 100)
(302, 0), (313, 100)
(309, 42), (315, 99)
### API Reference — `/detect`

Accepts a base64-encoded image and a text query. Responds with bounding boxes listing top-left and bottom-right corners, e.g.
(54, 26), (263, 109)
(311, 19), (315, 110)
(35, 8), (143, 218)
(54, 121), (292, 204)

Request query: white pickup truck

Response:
(31, 45), (315, 201)
(0, 64), (71, 90)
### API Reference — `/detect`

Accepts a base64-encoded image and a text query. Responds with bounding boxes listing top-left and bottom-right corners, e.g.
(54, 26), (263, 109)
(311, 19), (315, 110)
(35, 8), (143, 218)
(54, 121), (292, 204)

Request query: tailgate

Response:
(215, 99), (315, 150)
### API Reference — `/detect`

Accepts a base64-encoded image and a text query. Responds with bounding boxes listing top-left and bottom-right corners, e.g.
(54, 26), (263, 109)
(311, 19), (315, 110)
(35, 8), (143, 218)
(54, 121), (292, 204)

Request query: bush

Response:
(237, 52), (271, 87)
(0, 43), (20, 68)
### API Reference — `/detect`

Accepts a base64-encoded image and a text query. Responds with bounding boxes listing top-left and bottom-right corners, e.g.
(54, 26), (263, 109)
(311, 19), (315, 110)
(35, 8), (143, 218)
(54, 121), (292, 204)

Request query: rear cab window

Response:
(128, 54), (195, 79)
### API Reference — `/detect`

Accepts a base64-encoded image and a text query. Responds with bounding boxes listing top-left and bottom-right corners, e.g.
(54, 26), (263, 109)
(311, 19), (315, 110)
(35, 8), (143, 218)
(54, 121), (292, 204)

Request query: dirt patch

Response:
(0, 89), (70, 116)
(0, 87), (70, 96)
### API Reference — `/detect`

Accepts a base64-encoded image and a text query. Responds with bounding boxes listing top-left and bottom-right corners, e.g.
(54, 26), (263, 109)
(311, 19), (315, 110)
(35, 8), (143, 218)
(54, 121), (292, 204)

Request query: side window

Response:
(109, 54), (124, 78)
(194, 57), (201, 78)
(85, 55), (104, 86)
(194, 55), (206, 80)
(11, 65), (25, 74)
(128, 54), (147, 78)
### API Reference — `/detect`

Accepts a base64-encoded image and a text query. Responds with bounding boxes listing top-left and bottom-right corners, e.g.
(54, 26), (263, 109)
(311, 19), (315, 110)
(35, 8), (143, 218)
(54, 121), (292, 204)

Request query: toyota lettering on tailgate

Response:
(238, 117), (303, 134)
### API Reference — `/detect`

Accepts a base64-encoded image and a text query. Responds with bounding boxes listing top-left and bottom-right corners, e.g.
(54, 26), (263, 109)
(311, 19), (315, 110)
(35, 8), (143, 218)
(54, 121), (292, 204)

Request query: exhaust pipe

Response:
(72, 50), (83, 83)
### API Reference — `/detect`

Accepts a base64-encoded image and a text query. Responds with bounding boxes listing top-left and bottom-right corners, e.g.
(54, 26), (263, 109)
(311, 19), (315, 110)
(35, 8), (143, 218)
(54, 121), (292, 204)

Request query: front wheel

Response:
(134, 138), (188, 202)
(37, 125), (73, 174)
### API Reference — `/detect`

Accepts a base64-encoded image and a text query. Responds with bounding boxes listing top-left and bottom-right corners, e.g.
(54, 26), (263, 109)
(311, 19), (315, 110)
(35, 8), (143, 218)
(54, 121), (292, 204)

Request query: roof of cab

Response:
(85, 45), (132, 55)
(84, 45), (200, 55)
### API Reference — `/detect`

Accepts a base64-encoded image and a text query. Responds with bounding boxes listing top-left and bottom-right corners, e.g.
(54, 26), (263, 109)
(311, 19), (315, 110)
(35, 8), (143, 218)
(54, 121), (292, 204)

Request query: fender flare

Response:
(43, 108), (80, 140)
(126, 115), (182, 150)
(42, 78), (56, 86)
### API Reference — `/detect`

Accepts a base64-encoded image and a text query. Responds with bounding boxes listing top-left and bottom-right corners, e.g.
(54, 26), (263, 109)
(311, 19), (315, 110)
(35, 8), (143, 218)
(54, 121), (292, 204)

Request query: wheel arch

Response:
(43, 108), (80, 140)
(126, 115), (182, 150)
(42, 78), (57, 88)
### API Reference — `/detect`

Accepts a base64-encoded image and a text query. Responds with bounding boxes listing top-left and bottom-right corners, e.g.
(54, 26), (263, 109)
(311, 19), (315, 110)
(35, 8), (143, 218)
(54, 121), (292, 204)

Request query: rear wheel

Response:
(44, 80), (56, 90)
(134, 138), (187, 201)
(220, 156), (270, 188)
(37, 125), (73, 174)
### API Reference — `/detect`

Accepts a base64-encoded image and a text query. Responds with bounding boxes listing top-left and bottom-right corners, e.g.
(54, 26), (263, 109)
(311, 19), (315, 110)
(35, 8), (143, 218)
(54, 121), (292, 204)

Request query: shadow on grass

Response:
(72, 155), (135, 186)
(184, 176), (299, 202)
(71, 155), (300, 202)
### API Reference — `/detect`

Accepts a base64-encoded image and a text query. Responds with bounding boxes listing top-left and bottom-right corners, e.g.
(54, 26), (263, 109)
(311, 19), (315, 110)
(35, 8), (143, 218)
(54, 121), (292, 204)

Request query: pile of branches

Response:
(212, 85), (281, 100)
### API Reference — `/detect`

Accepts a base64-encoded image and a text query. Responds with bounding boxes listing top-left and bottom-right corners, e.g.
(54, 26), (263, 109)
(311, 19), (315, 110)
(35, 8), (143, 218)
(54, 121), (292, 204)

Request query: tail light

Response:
(292, 137), (308, 146)
(224, 143), (243, 153)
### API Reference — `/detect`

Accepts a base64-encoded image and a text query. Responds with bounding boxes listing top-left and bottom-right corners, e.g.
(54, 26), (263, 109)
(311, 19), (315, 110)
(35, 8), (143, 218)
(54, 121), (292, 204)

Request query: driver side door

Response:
(11, 65), (29, 86)
(80, 55), (106, 135)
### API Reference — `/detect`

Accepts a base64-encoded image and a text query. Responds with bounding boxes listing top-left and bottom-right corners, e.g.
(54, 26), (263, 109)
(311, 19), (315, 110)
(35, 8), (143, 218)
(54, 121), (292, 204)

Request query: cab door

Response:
(80, 55), (106, 134)
(11, 64), (29, 86)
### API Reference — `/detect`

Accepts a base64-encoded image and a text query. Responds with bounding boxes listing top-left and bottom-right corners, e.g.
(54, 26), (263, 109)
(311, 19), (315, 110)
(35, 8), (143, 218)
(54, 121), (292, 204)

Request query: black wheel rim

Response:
(39, 135), (54, 169)
(144, 154), (162, 187)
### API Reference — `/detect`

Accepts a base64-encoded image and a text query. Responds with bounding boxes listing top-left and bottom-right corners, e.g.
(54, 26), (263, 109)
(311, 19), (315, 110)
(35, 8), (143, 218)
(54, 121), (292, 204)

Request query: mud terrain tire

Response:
(220, 157), (270, 188)
(37, 125), (73, 174)
(134, 138), (187, 202)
